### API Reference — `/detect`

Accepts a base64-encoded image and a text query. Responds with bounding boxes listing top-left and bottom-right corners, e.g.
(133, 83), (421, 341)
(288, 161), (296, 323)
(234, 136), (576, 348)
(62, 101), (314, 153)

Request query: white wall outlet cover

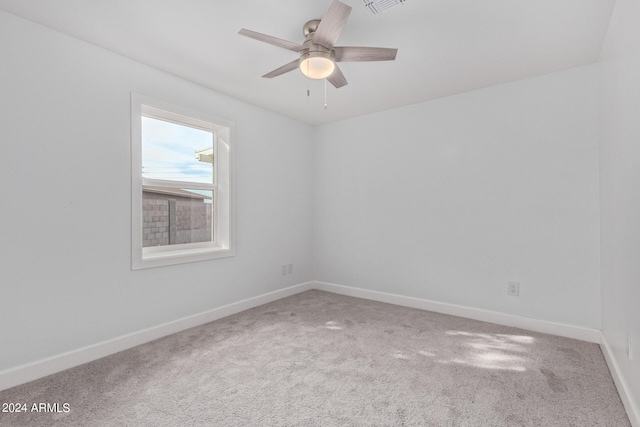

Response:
(507, 281), (520, 296)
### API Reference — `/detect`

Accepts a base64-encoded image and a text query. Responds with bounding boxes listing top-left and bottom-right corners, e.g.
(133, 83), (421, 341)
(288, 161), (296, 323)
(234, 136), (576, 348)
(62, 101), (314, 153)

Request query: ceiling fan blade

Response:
(334, 46), (398, 62)
(312, 0), (352, 49)
(327, 64), (348, 88)
(262, 59), (300, 78)
(238, 29), (303, 52)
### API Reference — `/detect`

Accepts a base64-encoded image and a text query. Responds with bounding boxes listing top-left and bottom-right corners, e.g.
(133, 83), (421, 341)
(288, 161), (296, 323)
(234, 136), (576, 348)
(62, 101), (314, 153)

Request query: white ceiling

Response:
(0, 0), (615, 125)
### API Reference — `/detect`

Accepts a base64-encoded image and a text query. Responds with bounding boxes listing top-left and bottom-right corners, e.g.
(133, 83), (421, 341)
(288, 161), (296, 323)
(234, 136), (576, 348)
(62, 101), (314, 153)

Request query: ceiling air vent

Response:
(361, 0), (410, 16)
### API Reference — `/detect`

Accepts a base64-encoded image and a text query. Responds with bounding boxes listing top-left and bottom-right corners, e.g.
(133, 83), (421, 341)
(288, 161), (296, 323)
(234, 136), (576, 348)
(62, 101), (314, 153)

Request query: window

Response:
(131, 93), (234, 269)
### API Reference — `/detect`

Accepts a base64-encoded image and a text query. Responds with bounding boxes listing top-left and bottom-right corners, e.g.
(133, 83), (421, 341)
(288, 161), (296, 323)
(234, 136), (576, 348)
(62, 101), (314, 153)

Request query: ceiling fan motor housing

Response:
(299, 19), (336, 79)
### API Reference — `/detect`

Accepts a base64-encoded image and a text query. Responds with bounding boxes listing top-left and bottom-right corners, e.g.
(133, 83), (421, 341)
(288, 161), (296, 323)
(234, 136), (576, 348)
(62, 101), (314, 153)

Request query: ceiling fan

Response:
(238, 0), (398, 88)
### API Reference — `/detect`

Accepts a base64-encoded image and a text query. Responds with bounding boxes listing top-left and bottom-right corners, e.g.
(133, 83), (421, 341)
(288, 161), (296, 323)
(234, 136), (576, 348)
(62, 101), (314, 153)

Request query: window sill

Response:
(132, 245), (234, 270)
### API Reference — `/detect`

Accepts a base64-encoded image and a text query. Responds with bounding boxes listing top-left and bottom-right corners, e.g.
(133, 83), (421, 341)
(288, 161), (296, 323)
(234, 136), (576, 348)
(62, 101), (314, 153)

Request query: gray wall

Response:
(0, 11), (314, 371)
(313, 65), (601, 329)
(599, 0), (640, 414)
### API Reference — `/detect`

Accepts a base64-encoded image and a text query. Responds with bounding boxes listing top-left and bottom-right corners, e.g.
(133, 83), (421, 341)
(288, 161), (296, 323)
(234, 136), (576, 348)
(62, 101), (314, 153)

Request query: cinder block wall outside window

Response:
(142, 192), (212, 247)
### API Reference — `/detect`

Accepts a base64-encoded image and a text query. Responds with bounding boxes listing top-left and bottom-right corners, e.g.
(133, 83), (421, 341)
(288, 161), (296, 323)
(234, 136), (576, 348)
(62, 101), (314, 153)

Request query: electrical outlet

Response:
(507, 281), (520, 296)
(281, 265), (287, 275)
(288, 263), (293, 274)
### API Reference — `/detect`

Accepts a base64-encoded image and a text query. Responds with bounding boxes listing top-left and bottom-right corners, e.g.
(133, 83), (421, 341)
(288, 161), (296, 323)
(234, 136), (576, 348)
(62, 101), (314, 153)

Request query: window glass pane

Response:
(142, 116), (213, 183)
(142, 188), (213, 247)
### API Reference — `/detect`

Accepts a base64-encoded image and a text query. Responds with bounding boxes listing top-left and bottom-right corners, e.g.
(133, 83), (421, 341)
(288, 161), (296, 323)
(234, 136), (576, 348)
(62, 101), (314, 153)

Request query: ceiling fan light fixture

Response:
(299, 51), (335, 79)
(239, 0), (397, 89)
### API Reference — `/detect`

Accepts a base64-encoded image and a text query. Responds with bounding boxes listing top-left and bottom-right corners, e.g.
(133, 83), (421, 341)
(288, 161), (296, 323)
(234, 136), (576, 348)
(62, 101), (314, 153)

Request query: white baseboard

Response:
(0, 280), (613, 398)
(313, 281), (601, 343)
(600, 333), (640, 427)
(0, 281), (314, 392)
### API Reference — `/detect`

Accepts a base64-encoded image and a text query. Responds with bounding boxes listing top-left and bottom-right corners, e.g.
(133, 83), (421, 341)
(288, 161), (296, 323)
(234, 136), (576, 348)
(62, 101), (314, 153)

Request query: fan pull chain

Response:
(324, 78), (328, 110)
(306, 59), (311, 99)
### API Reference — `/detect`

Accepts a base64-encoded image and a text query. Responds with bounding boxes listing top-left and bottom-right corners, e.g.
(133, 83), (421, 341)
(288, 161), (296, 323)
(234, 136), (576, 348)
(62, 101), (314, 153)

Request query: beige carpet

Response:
(0, 290), (630, 426)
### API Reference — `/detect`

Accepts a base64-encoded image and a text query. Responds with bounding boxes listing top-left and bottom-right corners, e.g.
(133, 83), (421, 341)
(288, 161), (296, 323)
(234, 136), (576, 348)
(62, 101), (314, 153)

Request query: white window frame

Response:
(131, 93), (235, 269)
